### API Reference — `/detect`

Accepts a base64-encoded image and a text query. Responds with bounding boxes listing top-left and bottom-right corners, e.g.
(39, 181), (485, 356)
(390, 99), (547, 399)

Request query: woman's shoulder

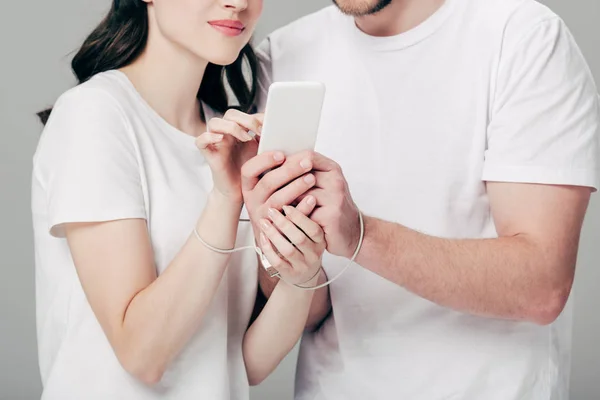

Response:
(39, 70), (141, 149)
(36, 71), (139, 170)
(50, 70), (132, 121)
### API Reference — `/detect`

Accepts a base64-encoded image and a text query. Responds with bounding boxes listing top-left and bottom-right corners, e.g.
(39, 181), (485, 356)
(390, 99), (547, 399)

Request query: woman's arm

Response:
(244, 276), (320, 385)
(44, 102), (265, 385)
(66, 191), (241, 385)
(242, 203), (327, 385)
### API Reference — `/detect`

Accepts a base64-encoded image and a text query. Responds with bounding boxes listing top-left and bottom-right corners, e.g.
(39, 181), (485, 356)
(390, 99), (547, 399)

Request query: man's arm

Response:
(354, 182), (591, 325)
(343, 16), (598, 325)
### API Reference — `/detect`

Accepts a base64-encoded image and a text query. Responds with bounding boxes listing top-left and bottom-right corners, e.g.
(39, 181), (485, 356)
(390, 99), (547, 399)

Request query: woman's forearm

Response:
(117, 191), (242, 383)
(257, 260), (332, 333)
(243, 275), (319, 386)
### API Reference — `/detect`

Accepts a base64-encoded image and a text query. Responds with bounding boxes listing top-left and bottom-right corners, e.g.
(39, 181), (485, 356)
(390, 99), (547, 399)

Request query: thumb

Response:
(253, 113), (265, 125)
(196, 132), (224, 151)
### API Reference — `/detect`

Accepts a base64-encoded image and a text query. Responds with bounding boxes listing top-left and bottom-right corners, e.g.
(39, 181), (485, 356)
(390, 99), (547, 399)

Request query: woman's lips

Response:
(208, 20), (245, 37)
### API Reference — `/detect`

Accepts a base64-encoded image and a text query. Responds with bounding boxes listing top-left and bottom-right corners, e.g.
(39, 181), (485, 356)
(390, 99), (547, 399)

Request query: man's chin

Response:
(332, 0), (393, 17)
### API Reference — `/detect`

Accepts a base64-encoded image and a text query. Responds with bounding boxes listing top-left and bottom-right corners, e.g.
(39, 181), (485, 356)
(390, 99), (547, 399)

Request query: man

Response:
(242, 0), (599, 398)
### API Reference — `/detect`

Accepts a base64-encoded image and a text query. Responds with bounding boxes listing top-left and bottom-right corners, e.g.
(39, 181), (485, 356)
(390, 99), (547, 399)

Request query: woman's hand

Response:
(196, 109), (263, 203)
(242, 198), (327, 386)
(258, 202), (326, 286)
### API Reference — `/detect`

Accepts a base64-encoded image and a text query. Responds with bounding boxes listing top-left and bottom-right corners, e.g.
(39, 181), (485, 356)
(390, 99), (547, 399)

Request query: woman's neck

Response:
(122, 29), (208, 136)
(355, 0), (446, 37)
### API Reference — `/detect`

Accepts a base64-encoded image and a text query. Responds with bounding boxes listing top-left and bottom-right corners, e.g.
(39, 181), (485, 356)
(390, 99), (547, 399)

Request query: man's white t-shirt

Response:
(257, 0), (599, 399)
(32, 70), (258, 399)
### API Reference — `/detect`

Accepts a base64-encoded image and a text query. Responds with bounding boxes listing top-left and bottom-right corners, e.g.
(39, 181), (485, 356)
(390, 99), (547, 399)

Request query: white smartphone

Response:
(257, 81), (326, 156)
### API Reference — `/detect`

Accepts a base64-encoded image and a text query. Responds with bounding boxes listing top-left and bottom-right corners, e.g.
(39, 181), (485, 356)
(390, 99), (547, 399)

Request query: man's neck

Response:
(355, 0), (446, 37)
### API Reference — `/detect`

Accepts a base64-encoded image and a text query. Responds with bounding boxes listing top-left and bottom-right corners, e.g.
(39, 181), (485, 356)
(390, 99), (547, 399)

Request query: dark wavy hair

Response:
(38, 0), (257, 124)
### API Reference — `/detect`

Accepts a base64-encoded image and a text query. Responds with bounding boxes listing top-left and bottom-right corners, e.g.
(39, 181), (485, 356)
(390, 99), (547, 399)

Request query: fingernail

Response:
(306, 196), (316, 206)
(213, 134), (224, 142)
(260, 219), (270, 230)
(244, 132), (253, 141)
(300, 159), (312, 170)
(282, 206), (293, 216)
(304, 174), (315, 185)
(274, 152), (285, 162)
(267, 208), (277, 219)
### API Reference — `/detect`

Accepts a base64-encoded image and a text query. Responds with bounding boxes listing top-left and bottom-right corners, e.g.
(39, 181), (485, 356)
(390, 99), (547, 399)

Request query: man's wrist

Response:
(344, 211), (368, 260)
(353, 215), (374, 265)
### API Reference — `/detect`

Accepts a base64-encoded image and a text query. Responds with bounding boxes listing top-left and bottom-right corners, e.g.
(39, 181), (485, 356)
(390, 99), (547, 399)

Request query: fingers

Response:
(241, 152), (286, 192)
(241, 150), (340, 199)
(306, 151), (339, 172)
(258, 232), (289, 275)
(305, 205), (338, 234)
(281, 204), (325, 244)
(223, 109), (263, 137)
(296, 179), (349, 208)
(253, 113), (265, 125)
(294, 195), (317, 217)
(259, 218), (301, 262)
(195, 132), (223, 150)
(296, 188), (327, 206)
(253, 153), (314, 201)
(268, 173), (316, 210)
(267, 208), (312, 253)
(313, 170), (347, 191)
(207, 117), (253, 142)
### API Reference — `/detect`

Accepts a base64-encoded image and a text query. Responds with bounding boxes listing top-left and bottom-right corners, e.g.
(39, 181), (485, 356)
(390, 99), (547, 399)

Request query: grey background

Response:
(0, 0), (597, 399)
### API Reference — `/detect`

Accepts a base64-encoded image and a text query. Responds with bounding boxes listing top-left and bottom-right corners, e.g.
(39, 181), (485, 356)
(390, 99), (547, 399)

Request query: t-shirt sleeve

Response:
(39, 86), (147, 237)
(482, 17), (600, 191)
(255, 37), (274, 114)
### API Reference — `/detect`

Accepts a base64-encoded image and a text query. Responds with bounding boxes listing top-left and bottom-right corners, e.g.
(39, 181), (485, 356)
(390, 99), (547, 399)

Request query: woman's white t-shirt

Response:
(31, 70), (258, 400)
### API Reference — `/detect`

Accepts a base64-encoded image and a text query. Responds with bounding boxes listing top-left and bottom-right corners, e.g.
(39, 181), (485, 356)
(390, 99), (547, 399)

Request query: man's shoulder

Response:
(465, 0), (560, 40)
(261, 6), (344, 56)
(259, 0), (562, 53)
(466, 0), (556, 21)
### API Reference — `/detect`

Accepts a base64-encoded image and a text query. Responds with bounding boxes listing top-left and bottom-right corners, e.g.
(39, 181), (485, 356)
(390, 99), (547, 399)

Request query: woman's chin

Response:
(208, 52), (243, 67)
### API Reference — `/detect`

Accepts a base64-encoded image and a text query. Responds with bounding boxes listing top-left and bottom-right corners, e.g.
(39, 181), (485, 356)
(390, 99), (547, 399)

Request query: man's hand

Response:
(298, 152), (362, 259)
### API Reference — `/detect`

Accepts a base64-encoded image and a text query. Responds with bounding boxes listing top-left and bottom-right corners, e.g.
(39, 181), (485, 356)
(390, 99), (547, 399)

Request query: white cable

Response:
(193, 211), (365, 291)
(193, 230), (257, 254)
(193, 228), (280, 278)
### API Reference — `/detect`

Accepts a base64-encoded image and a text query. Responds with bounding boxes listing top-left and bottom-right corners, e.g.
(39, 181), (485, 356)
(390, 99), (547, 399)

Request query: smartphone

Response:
(257, 81), (326, 156)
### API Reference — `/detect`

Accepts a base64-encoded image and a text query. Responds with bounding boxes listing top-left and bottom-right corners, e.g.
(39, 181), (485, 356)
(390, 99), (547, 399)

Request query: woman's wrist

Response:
(295, 267), (322, 287)
(208, 189), (244, 212)
(276, 266), (322, 294)
(277, 276), (317, 300)
(192, 189), (243, 251)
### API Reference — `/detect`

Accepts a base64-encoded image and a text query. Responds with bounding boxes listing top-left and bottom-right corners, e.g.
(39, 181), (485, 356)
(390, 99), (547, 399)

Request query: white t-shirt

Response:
(32, 70), (258, 400)
(257, 0), (599, 399)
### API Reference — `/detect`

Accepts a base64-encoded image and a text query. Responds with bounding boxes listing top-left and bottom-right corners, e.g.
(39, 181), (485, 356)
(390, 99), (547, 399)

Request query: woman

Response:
(31, 0), (325, 398)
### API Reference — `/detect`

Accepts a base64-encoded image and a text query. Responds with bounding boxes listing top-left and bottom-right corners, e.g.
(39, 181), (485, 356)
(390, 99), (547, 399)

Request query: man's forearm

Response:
(258, 264), (331, 331)
(356, 217), (575, 325)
